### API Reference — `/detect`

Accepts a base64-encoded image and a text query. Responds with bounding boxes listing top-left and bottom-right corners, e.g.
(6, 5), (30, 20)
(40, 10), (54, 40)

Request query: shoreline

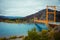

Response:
(0, 35), (25, 40)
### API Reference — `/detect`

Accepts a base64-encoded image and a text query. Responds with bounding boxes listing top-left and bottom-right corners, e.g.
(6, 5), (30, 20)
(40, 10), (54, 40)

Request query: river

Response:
(0, 22), (48, 38)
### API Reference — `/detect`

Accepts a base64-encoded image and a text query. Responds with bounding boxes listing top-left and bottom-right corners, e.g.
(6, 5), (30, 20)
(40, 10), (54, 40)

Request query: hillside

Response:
(0, 16), (24, 19)
(25, 9), (60, 22)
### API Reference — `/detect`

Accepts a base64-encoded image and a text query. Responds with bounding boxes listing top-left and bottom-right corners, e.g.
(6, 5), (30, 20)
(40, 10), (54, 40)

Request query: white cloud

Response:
(0, 0), (60, 16)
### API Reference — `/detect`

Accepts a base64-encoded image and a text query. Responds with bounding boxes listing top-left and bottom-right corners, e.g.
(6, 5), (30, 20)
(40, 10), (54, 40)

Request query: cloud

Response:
(0, 0), (60, 16)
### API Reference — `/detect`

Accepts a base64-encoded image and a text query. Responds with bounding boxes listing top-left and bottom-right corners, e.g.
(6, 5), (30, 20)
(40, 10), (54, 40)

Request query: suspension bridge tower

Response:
(34, 6), (56, 25)
(46, 6), (56, 25)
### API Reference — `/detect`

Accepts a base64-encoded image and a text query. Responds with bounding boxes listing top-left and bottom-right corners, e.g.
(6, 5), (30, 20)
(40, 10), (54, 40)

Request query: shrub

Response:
(24, 28), (41, 40)
(0, 37), (7, 40)
(9, 36), (17, 39)
(23, 28), (49, 40)
(54, 32), (60, 40)
(41, 30), (49, 40)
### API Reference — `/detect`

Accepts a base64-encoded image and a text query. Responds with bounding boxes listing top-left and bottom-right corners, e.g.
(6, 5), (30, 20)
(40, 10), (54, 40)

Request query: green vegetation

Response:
(0, 17), (34, 23)
(0, 37), (7, 40)
(54, 32), (60, 40)
(9, 36), (17, 39)
(23, 28), (49, 40)
(23, 27), (60, 40)
(23, 28), (40, 40)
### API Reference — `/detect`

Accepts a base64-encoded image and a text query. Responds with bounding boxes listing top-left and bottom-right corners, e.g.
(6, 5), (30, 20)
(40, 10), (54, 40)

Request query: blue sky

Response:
(0, 0), (60, 17)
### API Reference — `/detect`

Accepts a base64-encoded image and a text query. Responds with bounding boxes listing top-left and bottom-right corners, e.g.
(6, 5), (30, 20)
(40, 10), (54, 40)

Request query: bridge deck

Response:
(34, 20), (60, 25)
(34, 20), (48, 25)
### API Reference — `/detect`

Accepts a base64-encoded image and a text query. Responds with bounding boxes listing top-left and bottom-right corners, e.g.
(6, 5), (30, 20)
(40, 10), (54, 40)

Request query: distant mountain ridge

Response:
(25, 9), (60, 22)
(0, 9), (60, 22)
(0, 16), (24, 19)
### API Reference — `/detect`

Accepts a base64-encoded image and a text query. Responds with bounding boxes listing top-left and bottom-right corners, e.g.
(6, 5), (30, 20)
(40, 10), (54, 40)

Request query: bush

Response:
(54, 32), (60, 40)
(0, 37), (7, 40)
(24, 28), (41, 40)
(40, 30), (49, 40)
(9, 36), (17, 39)
(23, 28), (49, 40)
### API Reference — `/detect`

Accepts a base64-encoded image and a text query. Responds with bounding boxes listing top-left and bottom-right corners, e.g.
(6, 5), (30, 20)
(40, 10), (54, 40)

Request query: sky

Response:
(0, 0), (60, 17)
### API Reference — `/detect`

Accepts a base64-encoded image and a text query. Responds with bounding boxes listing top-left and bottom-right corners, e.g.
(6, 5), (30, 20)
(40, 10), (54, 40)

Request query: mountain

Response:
(0, 9), (60, 22)
(0, 16), (24, 19)
(25, 9), (60, 22)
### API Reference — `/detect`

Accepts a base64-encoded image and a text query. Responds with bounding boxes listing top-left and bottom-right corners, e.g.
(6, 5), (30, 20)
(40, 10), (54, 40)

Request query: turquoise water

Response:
(0, 22), (48, 38)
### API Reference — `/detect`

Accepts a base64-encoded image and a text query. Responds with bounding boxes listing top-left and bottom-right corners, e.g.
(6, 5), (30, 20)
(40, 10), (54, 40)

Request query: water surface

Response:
(0, 22), (48, 38)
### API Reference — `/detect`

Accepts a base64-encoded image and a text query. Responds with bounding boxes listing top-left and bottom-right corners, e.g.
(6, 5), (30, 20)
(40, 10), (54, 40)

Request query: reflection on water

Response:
(0, 22), (48, 38)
